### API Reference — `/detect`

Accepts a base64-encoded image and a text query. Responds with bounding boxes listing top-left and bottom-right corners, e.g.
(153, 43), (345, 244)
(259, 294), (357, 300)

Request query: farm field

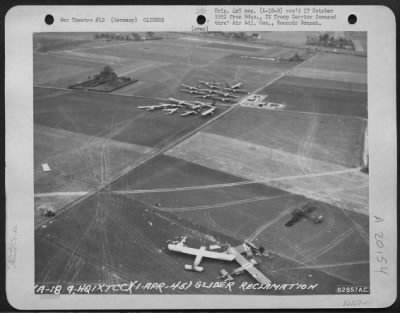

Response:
(300, 53), (367, 74)
(259, 31), (311, 46)
(160, 45), (368, 217)
(204, 42), (264, 52)
(34, 124), (148, 194)
(34, 32), (369, 294)
(181, 109), (366, 168)
(106, 154), (369, 287)
(36, 189), (355, 294)
(34, 86), (228, 221)
(259, 81), (367, 118)
(34, 36), (304, 99)
(166, 132), (368, 214)
(34, 52), (143, 88)
(257, 54), (368, 119)
(34, 87), (221, 148)
(273, 75), (367, 92)
(288, 53), (367, 84)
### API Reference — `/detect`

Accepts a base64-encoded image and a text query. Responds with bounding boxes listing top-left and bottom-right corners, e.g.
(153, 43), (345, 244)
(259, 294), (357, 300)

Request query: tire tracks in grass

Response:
(157, 194), (290, 213)
(36, 53), (317, 229)
(203, 211), (239, 239)
(102, 207), (184, 279)
(272, 260), (369, 272)
(303, 228), (356, 262)
(268, 248), (357, 285)
(39, 232), (148, 284)
(296, 103), (319, 174)
(246, 207), (293, 242)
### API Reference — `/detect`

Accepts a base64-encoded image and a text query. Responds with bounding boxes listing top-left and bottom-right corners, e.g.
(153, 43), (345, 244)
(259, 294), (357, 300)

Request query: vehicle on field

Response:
(43, 209), (56, 217)
(38, 205), (56, 217)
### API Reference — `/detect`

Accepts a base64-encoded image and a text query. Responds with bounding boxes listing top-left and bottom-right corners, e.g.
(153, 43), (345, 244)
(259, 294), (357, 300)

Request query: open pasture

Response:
(34, 87), (220, 148)
(36, 193), (233, 290)
(105, 152), (369, 287)
(272, 75), (367, 93)
(162, 192), (368, 285)
(35, 191), (348, 294)
(110, 154), (246, 191)
(34, 124), (149, 195)
(203, 42), (263, 52)
(34, 35), (299, 99)
(287, 51), (367, 85)
(173, 193), (369, 285)
(34, 53), (102, 87)
(113, 57), (288, 99)
(34, 32), (96, 52)
(302, 53), (367, 74)
(34, 51), (158, 88)
(79, 39), (229, 65)
(258, 31), (314, 47)
(289, 67), (367, 85)
(166, 131), (368, 214)
(259, 80), (367, 118)
(34, 87), (227, 217)
(197, 109), (366, 168)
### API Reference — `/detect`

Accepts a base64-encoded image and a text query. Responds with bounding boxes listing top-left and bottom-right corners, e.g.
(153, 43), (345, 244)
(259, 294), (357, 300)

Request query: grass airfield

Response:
(34, 32), (369, 294)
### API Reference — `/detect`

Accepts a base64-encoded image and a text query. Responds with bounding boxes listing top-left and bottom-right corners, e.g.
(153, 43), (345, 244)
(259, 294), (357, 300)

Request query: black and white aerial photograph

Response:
(33, 31), (369, 295)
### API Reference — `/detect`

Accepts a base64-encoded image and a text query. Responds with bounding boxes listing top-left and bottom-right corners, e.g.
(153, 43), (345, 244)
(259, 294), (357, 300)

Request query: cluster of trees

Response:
(206, 32), (260, 41)
(95, 65), (118, 82)
(94, 32), (155, 41)
(306, 33), (354, 50)
(276, 52), (305, 63)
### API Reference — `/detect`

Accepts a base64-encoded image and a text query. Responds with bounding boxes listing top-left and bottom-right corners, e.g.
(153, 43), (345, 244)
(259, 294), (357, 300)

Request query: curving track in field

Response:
(296, 101), (319, 174)
(157, 194), (290, 213)
(246, 207), (294, 242)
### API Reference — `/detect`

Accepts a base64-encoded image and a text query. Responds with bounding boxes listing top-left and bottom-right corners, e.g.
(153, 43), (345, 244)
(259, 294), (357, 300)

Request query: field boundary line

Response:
(265, 107), (367, 121)
(274, 260), (369, 272)
(35, 191), (89, 198)
(67, 40), (140, 52)
(110, 167), (362, 195)
(264, 167), (363, 182)
(35, 99), (241, 230)
(251, 53), (319, 95)
(116, 62), (163, 77)
(34, 85), (170, 101)
(112, 180), (254, 194)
